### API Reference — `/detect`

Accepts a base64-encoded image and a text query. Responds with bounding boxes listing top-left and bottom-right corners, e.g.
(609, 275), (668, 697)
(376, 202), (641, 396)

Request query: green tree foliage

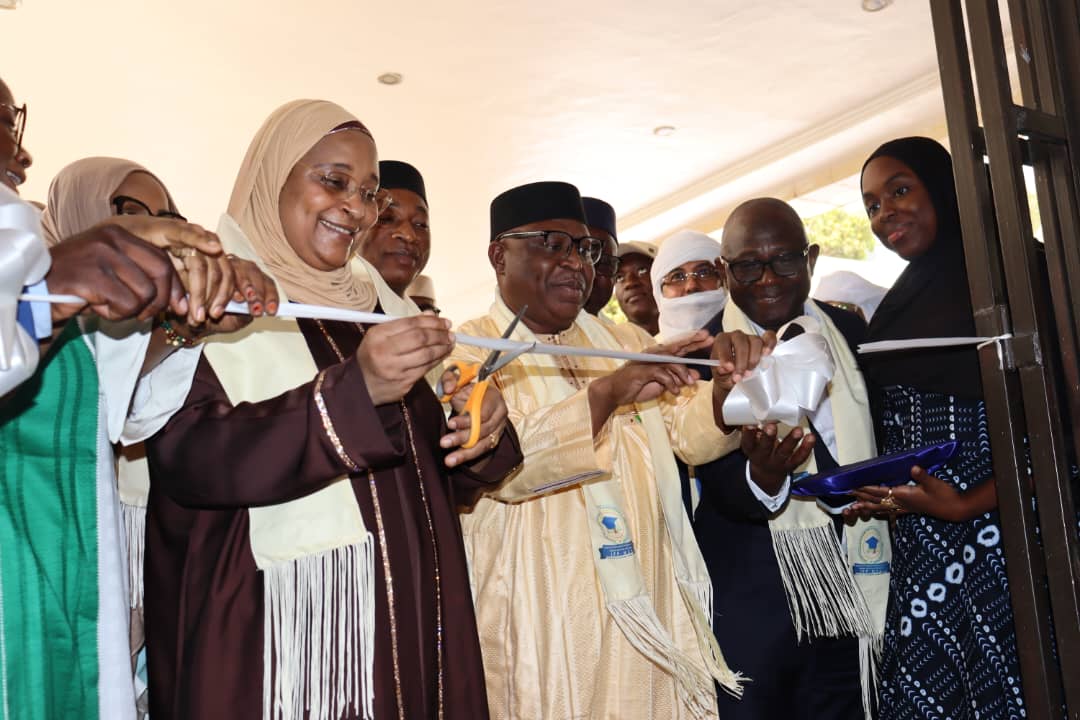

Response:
(601, 295), (627, 323)
(803, 208), (877, 260)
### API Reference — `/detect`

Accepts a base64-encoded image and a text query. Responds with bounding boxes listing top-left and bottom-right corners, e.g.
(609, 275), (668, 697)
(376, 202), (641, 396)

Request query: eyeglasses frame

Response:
(722, 246), (811, 284)
(494, 230), (605, 266)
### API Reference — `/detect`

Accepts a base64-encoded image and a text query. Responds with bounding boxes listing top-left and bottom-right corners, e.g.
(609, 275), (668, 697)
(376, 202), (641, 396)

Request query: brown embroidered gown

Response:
(144, 318), (522, 719)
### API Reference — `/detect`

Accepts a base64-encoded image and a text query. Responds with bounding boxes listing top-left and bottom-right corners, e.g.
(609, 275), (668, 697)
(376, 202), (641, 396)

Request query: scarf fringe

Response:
(769, 524), (875, 641)
(858, 635), (882, 720)
(261, 538), (375, 720)
(608, 595), (735, 719)
(121, 502), (145, 610)
(678, 581), (745, 698)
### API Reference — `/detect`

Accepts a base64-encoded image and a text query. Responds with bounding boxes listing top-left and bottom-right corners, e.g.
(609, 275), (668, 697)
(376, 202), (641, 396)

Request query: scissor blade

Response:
(479, 305), (528, 379)
(485, 342), (533, 375)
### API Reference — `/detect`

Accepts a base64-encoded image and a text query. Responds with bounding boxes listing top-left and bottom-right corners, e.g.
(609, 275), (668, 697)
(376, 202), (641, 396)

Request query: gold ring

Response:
(879, 495), (899, 511)
(488, 431), (499, 450)
(170, 247), (199, 259)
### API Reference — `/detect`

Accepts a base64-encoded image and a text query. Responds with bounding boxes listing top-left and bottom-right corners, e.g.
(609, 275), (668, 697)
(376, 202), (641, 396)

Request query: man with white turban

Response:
(652, 230), (728, 341)
(813, 270), (887, 322)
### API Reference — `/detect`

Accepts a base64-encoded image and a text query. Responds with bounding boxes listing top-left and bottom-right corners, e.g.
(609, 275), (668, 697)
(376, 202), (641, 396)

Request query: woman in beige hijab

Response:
(29, 156), (277, 719)
(42, 157), (277, 338)
(144, 100), (521, 720)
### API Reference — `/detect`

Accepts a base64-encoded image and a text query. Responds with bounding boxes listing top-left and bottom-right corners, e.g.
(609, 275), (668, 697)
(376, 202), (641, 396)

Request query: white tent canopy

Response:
(6, 0), (998, 321)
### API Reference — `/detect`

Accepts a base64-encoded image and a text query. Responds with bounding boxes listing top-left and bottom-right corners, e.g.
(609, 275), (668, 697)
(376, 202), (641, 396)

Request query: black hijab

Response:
(861, 137), (984, 400)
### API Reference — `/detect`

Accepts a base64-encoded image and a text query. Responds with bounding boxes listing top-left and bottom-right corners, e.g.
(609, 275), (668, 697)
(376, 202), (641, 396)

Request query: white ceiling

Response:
(5, 0), (953, 322)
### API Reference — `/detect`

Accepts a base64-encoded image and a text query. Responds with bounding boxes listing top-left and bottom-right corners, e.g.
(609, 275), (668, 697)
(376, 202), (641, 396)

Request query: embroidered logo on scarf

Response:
(596, 507), (635, 559)
(854, 526), (889, 574)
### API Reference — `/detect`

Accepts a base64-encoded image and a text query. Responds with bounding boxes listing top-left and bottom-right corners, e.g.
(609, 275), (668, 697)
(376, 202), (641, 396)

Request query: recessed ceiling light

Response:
(378, 72), (403, 86)
(861, 0), (892, 11)
(653, 125), (676, 137)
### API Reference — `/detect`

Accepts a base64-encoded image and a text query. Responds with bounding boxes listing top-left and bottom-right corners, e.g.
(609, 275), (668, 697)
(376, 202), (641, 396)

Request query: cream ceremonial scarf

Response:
(204, 99), (384, 719)
(490, 297), (742, 717)
(202, 214), (376, 720)
(722, 300), (890, 715)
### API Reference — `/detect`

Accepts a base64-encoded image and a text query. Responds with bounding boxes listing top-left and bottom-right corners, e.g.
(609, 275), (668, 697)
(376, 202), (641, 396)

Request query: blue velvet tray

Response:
(790, 441), (959, 498)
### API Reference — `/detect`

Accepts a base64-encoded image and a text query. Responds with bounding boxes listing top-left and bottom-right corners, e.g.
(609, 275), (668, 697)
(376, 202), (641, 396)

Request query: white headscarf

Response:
(813, 270), (887, 321)
(653, 229), (727, 340)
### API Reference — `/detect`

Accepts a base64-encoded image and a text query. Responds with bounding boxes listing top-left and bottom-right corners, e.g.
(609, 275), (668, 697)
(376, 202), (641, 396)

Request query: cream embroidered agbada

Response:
(454, 299), (742, 720)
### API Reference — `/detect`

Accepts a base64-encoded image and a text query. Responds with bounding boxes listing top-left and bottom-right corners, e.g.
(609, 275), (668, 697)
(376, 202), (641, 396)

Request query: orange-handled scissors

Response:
(439, 305), (528, 449)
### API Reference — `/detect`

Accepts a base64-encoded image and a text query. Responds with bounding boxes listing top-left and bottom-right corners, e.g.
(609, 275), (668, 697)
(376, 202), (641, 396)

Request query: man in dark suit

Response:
(689, 198), (875, 720)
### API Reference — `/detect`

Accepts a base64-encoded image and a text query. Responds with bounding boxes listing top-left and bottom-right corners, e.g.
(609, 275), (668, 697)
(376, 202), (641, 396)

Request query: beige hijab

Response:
(40, 156), (178, 247)
(227, 99), (378, 311)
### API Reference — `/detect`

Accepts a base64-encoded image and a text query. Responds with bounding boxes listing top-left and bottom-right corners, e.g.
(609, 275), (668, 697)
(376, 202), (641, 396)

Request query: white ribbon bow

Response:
(0, 186), (50, 397)
(721, 324), (835, 426)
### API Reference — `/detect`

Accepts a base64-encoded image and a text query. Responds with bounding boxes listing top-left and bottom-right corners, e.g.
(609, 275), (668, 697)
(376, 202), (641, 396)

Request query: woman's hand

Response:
(841, 500), (901, 525)
(848, 465), (980, 523)
(355, 315), (454, 406)
(441, 381), (510, 468)
(191, 257), (281, 336)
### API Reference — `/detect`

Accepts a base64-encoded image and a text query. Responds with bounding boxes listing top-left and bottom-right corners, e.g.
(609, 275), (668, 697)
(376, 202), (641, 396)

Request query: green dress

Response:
(0, 323), (103, 719)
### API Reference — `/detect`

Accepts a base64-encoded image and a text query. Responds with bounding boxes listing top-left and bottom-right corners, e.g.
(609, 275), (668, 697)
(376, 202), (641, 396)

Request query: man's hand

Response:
(642, 329), (714, 358)
(46, 224), (187, 323)
(742, 423), (815, 496)
(355, 315), (454, 406)
(710, 330), (776, 431)
(588, 361), (700, 436)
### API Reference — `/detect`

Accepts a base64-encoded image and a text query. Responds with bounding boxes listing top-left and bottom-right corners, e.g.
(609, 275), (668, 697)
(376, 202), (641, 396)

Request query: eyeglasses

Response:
(614, 265), (650, 285)
(416, 302), (441, 316)
(302, 165), (393, 220)
(112, 195), (187, 222)
(1, 102), (27, 155)
(495, 230), (605, 266)
(660, 264), (722, 290)
(593, 254), (621, 278)
(723, 247), (810, 284)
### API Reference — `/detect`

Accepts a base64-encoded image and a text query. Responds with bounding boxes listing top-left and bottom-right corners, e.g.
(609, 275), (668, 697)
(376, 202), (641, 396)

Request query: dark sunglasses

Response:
(723, 247), (810, 284)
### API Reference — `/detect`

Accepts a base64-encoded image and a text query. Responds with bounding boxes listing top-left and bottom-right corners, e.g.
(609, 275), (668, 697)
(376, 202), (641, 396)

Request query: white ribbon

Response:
(721, 330), (835, 426)
(20, 296), (725, 369)
(0, 186), (51, 396)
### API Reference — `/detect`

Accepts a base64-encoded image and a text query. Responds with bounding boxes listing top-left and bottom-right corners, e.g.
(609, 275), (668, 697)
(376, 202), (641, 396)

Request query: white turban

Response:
(653, 229), (728, 341)
(813, 270), (887, 321)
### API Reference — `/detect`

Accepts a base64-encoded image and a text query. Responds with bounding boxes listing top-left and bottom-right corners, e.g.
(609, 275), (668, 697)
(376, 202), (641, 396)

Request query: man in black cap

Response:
(358, 160), (429, 297)
(582, 196), (619, 316)
(449, 180), (776, 720)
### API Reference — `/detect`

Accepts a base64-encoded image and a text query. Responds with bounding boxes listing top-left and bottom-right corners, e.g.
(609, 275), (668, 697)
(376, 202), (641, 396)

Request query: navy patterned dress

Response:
(877, 385), (1025, 720)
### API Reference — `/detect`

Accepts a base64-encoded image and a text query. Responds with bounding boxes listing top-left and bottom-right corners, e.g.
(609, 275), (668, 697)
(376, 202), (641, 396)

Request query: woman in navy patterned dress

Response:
(851, 138), (1025, 720)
